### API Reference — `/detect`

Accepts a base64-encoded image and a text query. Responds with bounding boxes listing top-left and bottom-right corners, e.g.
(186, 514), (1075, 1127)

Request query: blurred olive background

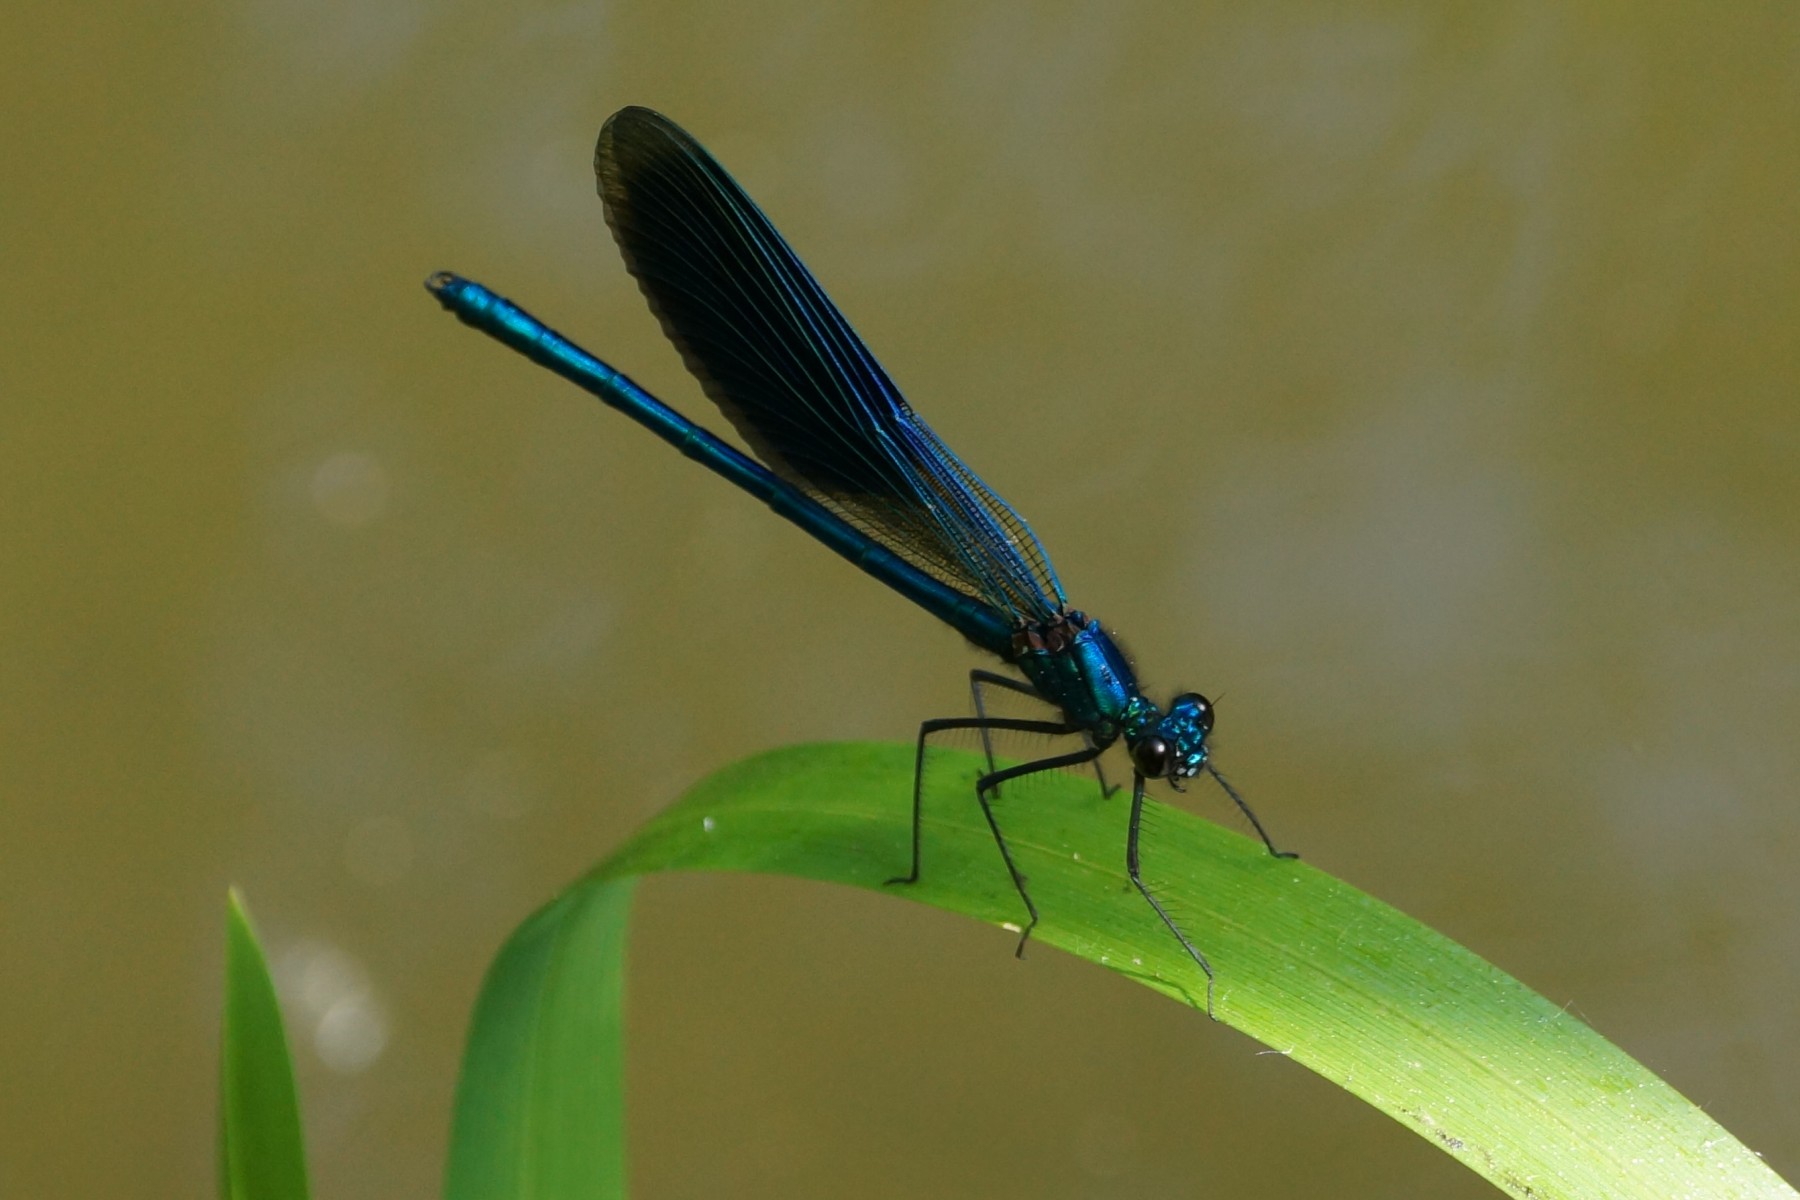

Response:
(5, 2), (1798, 1197)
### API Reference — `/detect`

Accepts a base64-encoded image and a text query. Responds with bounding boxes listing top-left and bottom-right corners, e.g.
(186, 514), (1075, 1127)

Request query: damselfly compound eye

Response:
(1131, 736), (1171, 777)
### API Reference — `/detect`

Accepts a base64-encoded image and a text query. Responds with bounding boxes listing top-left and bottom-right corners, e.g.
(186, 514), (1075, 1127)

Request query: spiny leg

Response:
(890, 716), (1111, 957)
(889, 715), (1081, 890)
(968, 669), (1115, 800)
(1204, 763), (1298, 859)
(968, 669), (1044, 784)
(1126, 773), (1219, 1018)
(972, 743), (1106, 956)
(1090, 753), (1121, 800)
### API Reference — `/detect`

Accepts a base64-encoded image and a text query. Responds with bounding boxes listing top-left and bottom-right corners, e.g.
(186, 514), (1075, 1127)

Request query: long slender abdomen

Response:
(426, 272), (1017, 657)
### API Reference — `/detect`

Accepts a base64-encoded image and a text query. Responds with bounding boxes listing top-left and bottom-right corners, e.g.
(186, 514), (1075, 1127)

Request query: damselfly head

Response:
(1128, 692), (1215, 781)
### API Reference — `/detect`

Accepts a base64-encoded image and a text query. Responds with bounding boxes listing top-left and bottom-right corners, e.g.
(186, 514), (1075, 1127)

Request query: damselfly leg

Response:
(1125, 771), (1220, 1015)
(1203, 763), (1298, 859)
(889, 715), (1102, 955)
(967, 669), (1120, 799)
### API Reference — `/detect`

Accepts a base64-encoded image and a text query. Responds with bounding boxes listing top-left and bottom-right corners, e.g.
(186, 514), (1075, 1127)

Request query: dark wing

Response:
(595, 106), (1066, 624)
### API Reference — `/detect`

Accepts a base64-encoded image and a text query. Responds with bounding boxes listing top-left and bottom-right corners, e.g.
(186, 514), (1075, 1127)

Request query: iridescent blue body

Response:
(427, 274), (1220, 793)
(427, 107), (1290, 1007)
(422, 274), (1015, 658)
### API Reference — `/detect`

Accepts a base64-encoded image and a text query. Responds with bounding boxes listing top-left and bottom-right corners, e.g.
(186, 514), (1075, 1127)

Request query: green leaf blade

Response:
(588, 741), (1792, 1199)
(218, 890), (310, 1200)
(446, 876), (632, 1200)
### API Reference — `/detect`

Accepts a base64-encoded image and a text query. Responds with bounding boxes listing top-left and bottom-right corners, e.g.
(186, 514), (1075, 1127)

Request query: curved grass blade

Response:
(459, 742), (1792, 1199)
(445, 876), (632, 1200)
(218, 890), (310, 1200)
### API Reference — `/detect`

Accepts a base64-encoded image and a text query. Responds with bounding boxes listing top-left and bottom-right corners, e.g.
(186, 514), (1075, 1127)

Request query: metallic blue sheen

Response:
(1013, 613), (1136, 734)
(425, 272), (1015, 660)
(426, 107), (1293, 1003)
(425, 272), (1213, 782)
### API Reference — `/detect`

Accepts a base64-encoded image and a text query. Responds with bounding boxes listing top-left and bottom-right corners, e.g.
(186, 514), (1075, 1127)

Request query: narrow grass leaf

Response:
(218, 890), (309, 1200)
(584, 742), (1790, 1199)
(447, 876), (632, 1200)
